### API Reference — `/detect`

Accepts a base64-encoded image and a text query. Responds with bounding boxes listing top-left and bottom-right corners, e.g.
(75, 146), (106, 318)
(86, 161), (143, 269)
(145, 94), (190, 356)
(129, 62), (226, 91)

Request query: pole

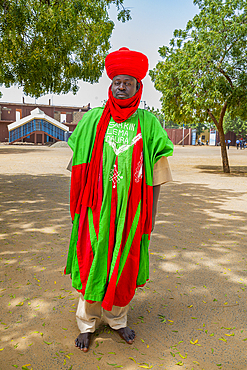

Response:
(141, 101), (147, 109)
(182, 124), (185, 147)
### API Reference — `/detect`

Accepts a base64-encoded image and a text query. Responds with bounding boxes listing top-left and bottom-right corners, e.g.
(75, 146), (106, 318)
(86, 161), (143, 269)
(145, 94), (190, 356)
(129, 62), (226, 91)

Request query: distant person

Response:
(206, 140), (208, 145)
(240, 139), (243, 149)
(236, 139), (240, 149)
(227, 139), (231, 149)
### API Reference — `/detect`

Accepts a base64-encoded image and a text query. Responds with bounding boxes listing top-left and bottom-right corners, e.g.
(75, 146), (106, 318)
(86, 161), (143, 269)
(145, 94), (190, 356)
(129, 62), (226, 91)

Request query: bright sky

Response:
(0, 0), (199, 110)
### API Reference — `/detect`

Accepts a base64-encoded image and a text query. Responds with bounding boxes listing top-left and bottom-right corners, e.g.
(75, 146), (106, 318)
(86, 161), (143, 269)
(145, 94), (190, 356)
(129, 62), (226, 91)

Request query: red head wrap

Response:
(105, 47), (149, 81)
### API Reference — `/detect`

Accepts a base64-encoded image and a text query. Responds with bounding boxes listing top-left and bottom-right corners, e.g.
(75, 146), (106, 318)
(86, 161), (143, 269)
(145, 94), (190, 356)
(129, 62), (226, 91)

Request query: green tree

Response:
(0, 0), (130, 98)
(192, 121), (211, 136)
(223, 112), (247, 138)
(150, 0), (247, 173)
(147, 107), (180, 128)
(146, 107), (165, 126)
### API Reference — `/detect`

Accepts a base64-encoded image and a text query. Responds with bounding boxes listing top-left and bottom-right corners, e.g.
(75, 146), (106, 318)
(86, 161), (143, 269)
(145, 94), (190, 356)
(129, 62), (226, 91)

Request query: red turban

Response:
(105, 47), (149, 81)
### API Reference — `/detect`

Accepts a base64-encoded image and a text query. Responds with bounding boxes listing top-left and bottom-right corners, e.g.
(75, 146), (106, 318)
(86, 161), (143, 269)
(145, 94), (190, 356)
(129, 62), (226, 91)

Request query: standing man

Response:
(65, 47), (174, 352)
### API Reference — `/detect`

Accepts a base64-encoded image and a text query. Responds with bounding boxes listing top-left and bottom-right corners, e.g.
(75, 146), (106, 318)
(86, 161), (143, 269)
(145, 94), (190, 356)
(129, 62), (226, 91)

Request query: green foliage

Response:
(190, 121), (210, 135)
(150, 0), (247, 126)
(150, 0), (247, 172)
(223, 112), (247, 138)
(165, 121), (180, 129)
(146, 106), (180, 128)
(146, 107), (165, 126)
(0, 0), (130, 97)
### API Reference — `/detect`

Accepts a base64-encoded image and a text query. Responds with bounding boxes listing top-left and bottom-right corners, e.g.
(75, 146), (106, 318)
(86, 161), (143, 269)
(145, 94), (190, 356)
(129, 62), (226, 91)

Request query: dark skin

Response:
(75, 333), (92, 352)
(75, 74), (160, 352)
(111, 74), (138, 99)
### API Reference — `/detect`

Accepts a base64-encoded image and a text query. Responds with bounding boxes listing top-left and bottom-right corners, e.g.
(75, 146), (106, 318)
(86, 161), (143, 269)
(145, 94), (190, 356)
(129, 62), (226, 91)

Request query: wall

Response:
(197, 129), (210, 144)
(165, 128), (191, 145)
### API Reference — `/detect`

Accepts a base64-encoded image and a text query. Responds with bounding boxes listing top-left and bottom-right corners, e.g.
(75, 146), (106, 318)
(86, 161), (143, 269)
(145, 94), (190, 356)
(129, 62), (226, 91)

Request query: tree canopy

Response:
(146, 107), (165, 126)
(150, 0), (247, 172)
(0, 0), (130, 97)
(147, 107), (182, 129)
(224, 113), (247, 139)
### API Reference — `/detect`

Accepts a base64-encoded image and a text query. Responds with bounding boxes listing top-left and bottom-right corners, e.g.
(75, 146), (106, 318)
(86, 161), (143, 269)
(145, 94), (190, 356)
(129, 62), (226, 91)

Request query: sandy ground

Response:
(0, 144), (247, 370)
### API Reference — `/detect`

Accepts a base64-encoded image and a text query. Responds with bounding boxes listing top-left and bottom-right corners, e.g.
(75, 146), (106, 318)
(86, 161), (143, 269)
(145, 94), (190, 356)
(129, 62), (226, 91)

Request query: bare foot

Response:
(75, 332), (92, 352)
(116, 327), (135, 344)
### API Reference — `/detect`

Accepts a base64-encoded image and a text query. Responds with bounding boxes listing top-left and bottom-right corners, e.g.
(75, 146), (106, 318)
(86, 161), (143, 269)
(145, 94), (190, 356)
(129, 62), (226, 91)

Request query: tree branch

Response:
(219, 100), (228, 126)
(207, 109), (219, 129)
(218, 67), (234, 89)
(219, 43), (234, 64)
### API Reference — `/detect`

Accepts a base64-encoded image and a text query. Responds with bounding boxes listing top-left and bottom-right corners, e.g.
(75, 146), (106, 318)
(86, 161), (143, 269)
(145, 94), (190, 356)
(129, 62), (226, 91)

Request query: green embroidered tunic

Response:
(65, 107), (173, 311)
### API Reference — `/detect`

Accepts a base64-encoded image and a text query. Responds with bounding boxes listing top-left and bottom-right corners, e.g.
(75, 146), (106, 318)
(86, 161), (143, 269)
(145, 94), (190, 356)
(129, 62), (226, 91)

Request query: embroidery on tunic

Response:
(109, 164), (123, 188)
(106, 133), (142, 156)
(134, 152), (143, 183)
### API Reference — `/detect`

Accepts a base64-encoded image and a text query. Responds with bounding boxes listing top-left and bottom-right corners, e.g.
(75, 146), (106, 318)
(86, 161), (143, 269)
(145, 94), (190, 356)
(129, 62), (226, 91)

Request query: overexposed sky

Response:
(0, 0), (198, 110)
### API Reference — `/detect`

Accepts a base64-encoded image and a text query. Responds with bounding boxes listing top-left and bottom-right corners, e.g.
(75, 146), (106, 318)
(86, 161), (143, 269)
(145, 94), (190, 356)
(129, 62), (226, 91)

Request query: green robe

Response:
(65, 107), (173, 310)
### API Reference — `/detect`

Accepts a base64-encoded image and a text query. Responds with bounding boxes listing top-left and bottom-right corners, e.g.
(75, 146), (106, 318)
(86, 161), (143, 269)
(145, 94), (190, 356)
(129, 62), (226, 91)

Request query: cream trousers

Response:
(76, 295), (129, 333)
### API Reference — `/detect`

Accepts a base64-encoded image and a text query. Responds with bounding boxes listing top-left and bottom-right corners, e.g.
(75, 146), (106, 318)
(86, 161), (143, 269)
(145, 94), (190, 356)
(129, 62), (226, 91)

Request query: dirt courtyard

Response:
(0, 144), (247, 370)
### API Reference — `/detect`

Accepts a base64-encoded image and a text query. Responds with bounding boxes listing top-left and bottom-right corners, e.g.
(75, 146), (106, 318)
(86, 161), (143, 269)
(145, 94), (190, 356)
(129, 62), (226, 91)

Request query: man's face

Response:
(112, 75), (137, 99)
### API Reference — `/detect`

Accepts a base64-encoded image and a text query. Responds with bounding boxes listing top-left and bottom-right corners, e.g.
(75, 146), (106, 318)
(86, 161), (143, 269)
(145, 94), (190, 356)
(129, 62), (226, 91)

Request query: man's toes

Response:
(128, 334), (135, 343)
(75, 333), (91, 352)
(129, 331), (135, 341)
(79, 342), (85, 351)
(127, 329), (135, 341)
(117, 327), (135, 344)
(82, 338), (90, 352)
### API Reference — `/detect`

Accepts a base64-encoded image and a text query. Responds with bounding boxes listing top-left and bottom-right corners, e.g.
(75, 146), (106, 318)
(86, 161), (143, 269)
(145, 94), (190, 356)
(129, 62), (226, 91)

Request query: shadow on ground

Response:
(196, 165), (247, 177)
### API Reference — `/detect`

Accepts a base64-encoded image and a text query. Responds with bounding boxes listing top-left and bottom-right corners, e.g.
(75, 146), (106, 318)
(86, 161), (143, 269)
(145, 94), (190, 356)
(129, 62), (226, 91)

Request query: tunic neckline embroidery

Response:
(106, 133), (142, 156)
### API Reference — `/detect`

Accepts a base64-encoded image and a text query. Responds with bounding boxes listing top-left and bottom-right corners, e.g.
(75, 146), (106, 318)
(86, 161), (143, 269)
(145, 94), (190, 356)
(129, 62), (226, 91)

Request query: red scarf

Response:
(81, 82), (143, 210)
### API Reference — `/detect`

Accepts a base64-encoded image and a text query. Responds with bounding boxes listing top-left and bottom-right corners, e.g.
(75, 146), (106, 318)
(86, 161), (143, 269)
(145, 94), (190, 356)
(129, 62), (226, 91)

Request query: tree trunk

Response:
(218, 123), (230, 173)
(207, 103), (230, 173)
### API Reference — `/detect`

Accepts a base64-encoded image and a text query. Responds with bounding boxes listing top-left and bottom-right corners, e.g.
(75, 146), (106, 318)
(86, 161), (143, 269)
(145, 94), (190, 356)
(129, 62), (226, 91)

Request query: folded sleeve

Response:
(149, 113), (174, 166)
(67, 157), (73, 172)
(152, 156), (173, 186)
